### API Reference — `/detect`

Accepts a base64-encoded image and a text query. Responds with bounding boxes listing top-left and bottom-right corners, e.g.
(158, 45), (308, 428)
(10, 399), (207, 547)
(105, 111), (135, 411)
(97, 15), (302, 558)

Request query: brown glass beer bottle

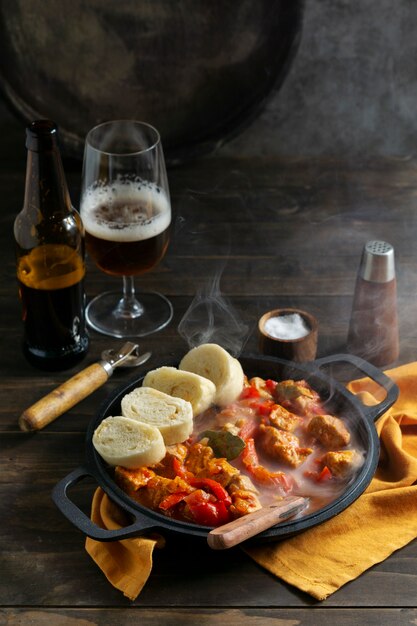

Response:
(14, 120), (89, 370)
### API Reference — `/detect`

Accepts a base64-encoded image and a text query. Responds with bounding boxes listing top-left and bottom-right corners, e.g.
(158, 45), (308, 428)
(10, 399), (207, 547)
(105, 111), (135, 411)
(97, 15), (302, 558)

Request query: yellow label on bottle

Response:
(17, 244), (85, 290)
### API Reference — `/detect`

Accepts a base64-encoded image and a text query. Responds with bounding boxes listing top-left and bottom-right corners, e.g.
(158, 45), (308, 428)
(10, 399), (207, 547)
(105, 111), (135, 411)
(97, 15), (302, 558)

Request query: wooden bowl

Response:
(258, 308), (318, 362)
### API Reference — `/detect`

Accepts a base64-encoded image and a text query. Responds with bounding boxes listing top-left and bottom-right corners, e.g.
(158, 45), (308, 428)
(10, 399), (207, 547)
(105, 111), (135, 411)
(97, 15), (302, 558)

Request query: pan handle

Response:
(52, 466), (160, 541)
(313, 353), (399, 422)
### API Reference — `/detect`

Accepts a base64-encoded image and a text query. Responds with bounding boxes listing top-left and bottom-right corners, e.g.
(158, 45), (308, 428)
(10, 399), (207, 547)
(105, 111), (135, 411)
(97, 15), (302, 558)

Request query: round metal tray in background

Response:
(0, 1), (303, 164)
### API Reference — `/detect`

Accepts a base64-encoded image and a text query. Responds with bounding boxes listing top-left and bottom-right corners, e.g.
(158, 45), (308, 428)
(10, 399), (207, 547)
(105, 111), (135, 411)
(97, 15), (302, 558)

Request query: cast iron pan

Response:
(0, 0), (304, 164)
(52, 353), (398, 544)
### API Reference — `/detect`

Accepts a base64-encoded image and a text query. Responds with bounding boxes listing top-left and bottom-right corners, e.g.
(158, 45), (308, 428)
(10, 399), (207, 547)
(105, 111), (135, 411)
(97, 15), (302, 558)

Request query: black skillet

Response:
(52, 353), (398, 544)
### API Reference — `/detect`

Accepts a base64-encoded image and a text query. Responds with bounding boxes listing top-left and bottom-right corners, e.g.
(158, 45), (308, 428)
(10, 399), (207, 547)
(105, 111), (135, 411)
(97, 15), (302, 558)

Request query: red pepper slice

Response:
(317, 466), (332, 482)
(172, 456), (194, 482)
(171, 455), (234, 525)
(184, 490), (230, 526)
(304, 465), (333, 483)
(211, 500), (230, 525)
(239, 418), (259, 441)
(189, 477), (232, 505)
(241, 437), (259, 466)
(257, 400), (275, 417)
(241, 438), (291, 490)
(159, 491), (188, 511)
(240, 386), (261, 400)
(265, 379), (277, 392)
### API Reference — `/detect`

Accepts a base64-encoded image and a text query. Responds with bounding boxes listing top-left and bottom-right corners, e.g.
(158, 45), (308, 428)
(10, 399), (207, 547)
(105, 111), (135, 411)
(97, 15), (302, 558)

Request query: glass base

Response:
(86, 290), (173, 338)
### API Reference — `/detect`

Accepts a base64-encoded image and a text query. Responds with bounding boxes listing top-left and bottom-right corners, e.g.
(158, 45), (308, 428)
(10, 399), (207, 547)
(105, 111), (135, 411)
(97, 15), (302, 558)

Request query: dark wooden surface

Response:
(1, 106), (417, 625)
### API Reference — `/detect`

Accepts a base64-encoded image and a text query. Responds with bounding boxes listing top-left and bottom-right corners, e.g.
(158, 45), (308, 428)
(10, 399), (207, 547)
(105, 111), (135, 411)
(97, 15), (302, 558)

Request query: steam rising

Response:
(178, 270), (249, 357)
(174, 181), (250, 357)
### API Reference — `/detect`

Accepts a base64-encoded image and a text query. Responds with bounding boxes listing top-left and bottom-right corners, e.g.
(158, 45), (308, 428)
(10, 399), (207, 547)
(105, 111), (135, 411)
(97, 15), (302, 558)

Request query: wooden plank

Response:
(3, 287), (417, 434)
(0, 433), (416, 607)
(0, 607), (412, 625)
(3, 153), (417, 613)
(1, 608), (417, 625)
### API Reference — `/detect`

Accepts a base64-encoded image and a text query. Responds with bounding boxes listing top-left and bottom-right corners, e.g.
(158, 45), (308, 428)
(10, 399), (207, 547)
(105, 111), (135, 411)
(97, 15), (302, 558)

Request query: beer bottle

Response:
(14, 120), (89, 370)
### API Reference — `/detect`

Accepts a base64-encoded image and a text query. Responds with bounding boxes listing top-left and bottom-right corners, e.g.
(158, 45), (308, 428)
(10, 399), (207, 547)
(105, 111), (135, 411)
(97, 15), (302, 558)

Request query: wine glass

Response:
(80, 120), (173, 338)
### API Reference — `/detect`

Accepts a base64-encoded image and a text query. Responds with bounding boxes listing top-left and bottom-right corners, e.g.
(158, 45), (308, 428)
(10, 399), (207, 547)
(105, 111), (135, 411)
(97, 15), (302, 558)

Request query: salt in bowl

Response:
(258, 308), (318, 362)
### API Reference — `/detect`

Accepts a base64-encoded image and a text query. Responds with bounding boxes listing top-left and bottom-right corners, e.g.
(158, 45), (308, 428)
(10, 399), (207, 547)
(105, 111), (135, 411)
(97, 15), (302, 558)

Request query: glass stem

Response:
(114, 276), (144, 319)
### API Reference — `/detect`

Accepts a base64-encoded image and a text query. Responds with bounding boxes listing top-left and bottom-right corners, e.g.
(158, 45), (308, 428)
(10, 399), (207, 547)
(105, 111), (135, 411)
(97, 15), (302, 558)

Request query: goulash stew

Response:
(114, 375), (364, 527)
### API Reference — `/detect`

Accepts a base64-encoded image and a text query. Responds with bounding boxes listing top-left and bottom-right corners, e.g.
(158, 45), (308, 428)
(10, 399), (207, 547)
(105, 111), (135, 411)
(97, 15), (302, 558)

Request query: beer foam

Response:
(81, 180), (171, 242)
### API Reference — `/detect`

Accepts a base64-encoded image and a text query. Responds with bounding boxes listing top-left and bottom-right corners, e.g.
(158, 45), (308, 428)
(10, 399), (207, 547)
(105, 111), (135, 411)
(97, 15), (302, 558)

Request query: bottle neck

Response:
(23, 145), (72, 217)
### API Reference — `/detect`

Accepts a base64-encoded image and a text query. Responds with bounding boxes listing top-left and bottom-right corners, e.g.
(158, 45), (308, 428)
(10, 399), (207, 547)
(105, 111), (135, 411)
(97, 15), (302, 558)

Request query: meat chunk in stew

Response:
(267, 404), (303, 432)
(229, 489), (262, 517)
(307, 414), (351, 449)
(230, 473), (259, 493)
(128, 475), (193, 510)
(185, 442), (215, 476)
(320, 450), (362, 478)
(184, 442), (240, 487)
(273, 379), (321, 416)
(152, 443), (189, 478)
(259, 424), (313, 468)
(248, 377), (274, 399)
(114, 466), (155, 494)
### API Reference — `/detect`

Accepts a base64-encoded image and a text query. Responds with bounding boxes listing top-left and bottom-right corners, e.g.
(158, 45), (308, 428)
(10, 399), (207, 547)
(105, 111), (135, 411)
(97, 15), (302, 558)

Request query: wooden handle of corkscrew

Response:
(19, 363), (110, 431)
(207, 496), (308, 550)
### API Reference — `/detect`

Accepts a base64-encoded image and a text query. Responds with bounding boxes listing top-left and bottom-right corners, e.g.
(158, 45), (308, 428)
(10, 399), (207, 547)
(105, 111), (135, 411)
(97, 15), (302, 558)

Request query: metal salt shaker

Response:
(347, 241), (399, 367)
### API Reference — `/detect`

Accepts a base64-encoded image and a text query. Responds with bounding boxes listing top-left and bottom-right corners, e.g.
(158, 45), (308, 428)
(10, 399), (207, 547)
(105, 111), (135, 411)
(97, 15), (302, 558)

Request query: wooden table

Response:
(1, 107), (417, 624)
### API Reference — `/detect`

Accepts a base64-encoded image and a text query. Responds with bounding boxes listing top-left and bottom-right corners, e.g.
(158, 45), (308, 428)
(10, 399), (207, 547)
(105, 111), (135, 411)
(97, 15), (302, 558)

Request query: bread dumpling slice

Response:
(142, 366), (216, 416)
(92, 415), (166, 469)
(121, 386), (193, 445)
(179, 343), (244, 406)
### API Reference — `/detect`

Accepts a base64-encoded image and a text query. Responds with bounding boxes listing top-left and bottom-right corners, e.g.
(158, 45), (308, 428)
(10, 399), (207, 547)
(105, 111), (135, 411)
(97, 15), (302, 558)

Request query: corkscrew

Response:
(18, 342), (151, 431)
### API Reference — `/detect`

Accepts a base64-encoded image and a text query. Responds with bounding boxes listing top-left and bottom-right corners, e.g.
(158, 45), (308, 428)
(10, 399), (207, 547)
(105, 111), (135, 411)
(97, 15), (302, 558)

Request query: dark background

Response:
(224, 0), (417, 159)
(2, 0), (417, 161)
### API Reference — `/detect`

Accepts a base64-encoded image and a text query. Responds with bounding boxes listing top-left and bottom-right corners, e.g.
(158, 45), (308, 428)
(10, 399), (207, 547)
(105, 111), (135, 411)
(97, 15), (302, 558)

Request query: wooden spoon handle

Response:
(19, 363), (109, 432)
(207, 496), (308, 550)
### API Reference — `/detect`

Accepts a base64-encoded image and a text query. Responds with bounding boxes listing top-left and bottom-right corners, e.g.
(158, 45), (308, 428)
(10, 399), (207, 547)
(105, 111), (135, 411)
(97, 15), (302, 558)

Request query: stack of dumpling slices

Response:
(93, 344), (244, 469)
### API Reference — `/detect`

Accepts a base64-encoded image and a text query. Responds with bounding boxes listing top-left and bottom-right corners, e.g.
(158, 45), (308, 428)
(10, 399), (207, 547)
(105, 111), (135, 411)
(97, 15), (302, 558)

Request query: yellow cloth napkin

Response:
(85, 362), (417, 601)
(85, 489), (165, 600)
(245, 361), (417, 600)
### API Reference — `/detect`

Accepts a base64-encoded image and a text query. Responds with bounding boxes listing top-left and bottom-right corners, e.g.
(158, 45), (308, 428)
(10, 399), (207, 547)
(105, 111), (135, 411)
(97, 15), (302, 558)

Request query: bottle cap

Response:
(26, 120), (58, 152)
(358, 240), (395, 283)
